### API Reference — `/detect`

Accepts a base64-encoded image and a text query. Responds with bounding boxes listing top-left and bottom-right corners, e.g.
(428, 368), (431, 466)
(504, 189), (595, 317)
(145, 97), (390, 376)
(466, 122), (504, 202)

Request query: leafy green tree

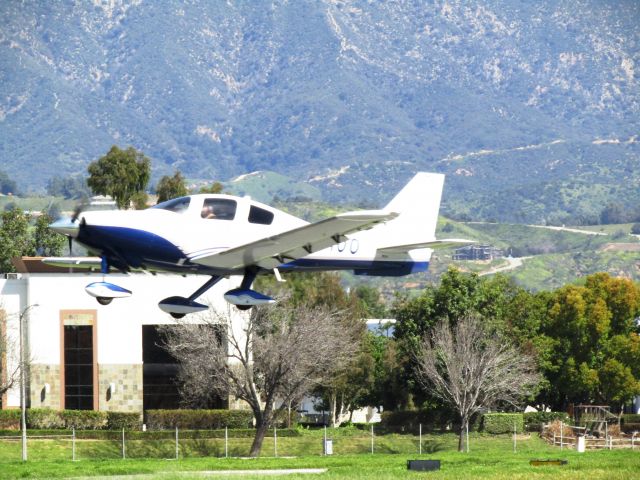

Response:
(354, 284), (389, 318)
(46, 175), (90, 199)
(87, 146), (151, 209)
(34, 212), (66, 256)
(393, 268), (549, 410)
(199, 182), (224, 194)
(156, 171), (188, 202)
(0, 209), (34, 272)
(541, 273), (640, 409)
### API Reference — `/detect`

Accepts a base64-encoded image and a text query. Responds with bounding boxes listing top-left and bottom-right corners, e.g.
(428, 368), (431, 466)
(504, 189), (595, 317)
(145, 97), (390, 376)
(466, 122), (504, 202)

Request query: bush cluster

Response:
(145, 410), (253, 430)
(622, 414), (640, 424)
(481, 413), (524, 434)
(0, 409), (20, 429)
(523, 411), (570, 432)
(25, 409), (142, 430)
(379, 409), (477, 433)
(106, 412), (142, 430)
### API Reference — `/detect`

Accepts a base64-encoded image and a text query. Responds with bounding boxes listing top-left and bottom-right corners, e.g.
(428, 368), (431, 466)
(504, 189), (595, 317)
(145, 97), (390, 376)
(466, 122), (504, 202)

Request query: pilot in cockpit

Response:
(202, 205), (216, 219)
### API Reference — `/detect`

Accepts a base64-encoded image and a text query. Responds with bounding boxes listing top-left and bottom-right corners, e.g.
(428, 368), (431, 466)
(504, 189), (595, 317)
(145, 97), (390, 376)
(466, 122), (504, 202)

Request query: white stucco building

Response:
(1, 258), (247, 413)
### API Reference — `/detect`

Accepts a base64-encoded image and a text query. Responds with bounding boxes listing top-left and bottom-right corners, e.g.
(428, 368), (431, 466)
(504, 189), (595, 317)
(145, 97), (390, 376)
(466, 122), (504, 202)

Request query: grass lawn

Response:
(0, 431), (639, 479)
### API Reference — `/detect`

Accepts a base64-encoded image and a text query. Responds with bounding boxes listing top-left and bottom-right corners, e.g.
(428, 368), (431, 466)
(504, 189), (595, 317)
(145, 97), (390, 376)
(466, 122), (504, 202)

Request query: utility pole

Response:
(19, 304), (39, 462)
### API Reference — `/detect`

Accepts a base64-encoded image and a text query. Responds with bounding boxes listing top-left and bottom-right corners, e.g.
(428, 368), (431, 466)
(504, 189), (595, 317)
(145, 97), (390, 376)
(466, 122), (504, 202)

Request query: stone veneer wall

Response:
(98, 364), (143, 413)
(29, 364), (61, 410)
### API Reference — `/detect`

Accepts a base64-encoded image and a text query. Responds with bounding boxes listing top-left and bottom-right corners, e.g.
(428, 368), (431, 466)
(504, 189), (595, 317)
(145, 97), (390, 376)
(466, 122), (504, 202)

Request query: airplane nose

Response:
(49, 218), (80, 238)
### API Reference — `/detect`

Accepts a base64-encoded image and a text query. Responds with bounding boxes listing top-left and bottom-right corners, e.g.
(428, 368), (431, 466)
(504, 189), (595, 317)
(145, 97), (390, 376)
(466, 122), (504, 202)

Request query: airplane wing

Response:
(378, 238), (475, 254)
(42, 257), (103, 269)
(189, 210), (398, 270)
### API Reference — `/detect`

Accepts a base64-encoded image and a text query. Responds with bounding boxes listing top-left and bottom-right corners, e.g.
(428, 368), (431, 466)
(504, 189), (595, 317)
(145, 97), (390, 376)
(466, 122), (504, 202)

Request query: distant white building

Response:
(0, 258), (247, 414)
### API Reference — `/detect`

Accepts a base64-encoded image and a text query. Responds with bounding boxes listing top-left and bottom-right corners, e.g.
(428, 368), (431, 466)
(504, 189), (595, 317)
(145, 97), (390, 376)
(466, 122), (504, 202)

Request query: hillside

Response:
(1, 1), (639, 224)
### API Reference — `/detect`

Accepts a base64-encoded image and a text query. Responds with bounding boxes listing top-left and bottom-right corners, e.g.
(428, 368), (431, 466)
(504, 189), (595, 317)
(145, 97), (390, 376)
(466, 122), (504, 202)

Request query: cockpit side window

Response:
(152, 197), (191, 213)
(248, 205), (274, 225)
(201, 199), (237, 220)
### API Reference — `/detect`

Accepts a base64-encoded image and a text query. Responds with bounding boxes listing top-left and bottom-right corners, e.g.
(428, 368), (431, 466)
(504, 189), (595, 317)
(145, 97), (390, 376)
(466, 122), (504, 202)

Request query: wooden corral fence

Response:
(542, 423), (640, 450)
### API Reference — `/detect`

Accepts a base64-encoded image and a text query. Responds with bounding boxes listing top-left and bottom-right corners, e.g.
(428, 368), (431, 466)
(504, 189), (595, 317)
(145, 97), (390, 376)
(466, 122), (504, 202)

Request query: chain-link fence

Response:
(0, 425), (486, 462)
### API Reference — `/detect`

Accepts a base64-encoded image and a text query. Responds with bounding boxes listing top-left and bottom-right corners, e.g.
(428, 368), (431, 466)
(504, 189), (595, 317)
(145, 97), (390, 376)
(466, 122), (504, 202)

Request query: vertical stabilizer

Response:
(357, 172), (444, 249)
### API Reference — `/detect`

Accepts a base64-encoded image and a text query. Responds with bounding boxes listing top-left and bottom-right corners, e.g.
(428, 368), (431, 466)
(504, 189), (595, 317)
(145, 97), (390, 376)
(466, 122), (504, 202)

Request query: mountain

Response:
(1, 1), (639, 223)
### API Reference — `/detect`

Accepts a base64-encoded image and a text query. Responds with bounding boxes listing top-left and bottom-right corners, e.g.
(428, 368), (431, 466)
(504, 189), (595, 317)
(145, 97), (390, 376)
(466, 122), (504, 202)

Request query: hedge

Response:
(379, 410), (480, 433)
(0, 428), (300, 439)
(27, 409), (139, 430)
(0, 409), (20, 429)
(622, 414), (640, 424)
(107, 411), (142, 430)
(146, 409), (253, 430)
(523, 411), (570, 432)
(482, 413), (524, 434)
(60, 410), (107, 429)
(27, 409), (66, 429)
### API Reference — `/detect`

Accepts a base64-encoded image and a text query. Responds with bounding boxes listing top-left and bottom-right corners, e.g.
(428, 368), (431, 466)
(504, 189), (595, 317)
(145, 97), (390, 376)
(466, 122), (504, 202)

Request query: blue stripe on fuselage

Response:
(279, 258), (429, 277)
(76, 225), (429, 277)
(78, 225), (186, 267)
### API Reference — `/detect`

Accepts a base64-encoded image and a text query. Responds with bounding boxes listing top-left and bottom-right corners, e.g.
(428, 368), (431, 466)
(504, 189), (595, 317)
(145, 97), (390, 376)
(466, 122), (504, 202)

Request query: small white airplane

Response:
(46, 172), (471, 318)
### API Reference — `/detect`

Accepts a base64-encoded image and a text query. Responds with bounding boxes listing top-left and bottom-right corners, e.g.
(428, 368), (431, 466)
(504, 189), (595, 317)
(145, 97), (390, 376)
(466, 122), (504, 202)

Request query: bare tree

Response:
(414, 314), (541, 452)
(0, 308), (22, 402)
(161, 300), (358, 457)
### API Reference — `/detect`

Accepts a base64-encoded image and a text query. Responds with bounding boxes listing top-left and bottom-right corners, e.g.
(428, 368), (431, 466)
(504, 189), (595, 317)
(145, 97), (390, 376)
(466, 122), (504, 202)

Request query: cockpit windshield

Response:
(152, 197), (191, 213)
(201, 199), (237, 220)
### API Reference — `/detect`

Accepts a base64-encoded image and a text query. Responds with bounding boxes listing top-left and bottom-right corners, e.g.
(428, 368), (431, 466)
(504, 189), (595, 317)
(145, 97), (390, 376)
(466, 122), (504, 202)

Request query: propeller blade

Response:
(71, 204), (83, 222)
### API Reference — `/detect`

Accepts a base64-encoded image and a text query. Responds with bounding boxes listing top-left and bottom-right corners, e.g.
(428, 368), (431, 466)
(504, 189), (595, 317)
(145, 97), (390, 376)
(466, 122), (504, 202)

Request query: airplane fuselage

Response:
(67, 194), (429, 277)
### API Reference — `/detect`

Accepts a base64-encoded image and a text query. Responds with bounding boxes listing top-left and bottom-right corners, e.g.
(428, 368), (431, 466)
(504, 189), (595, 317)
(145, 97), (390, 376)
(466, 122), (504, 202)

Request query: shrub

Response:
(61, 410), (107, 430)
(146, 410), (253, 430)
(107, 411), (142, 430)
(524, 411), (570, 432)
(0, 409), (20, 429)
(622, 414), (640, 424)
(27, 408), (65, 429)
(272, 409), (298, 428)
(482, 413), (524, 434)
(379, 409), (473, 433)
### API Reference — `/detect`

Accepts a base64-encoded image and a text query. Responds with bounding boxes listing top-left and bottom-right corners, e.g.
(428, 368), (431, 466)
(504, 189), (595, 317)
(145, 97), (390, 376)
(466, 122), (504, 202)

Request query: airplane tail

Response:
(383, 172), (444, 247)
(357, 172), (444, 250)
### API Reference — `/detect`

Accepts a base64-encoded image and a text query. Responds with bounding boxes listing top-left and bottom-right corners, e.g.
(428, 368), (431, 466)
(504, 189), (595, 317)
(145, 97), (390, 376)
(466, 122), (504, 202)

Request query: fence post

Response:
(560, 422), (563, 450)
(122, 428), (126, 460)
(419, 424), (422, 455)
(371, 424), (374, 454)
(513, 421), (517, 453)
(175, 426), (179, 460)
(553, 433), (556, 446)
(632, 432), (635, 450)
(72, 428), (76, 462)
(225, 426), (228, 458)
(274, 426), (277, 458)
(323, 426), (327, 456)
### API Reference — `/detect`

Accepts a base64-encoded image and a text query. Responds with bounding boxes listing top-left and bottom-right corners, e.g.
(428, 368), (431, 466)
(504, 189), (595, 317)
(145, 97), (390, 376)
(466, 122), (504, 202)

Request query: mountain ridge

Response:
(1, 0), (639, 223)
